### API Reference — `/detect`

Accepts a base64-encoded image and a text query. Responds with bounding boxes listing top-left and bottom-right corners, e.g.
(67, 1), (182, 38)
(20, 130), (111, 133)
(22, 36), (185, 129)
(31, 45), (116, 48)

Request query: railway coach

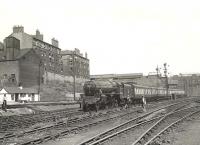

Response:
(81, 80), (185, 112)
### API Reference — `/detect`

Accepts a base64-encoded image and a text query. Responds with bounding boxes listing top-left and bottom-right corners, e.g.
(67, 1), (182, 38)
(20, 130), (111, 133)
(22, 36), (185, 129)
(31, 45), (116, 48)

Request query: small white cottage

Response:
(0, 87), (40, 104)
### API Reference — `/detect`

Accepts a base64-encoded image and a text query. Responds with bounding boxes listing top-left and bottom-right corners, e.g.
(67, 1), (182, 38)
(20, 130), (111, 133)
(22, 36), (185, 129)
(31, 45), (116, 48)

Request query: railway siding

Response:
(78, 102), (191, 145)
(0, 98), (196, 145)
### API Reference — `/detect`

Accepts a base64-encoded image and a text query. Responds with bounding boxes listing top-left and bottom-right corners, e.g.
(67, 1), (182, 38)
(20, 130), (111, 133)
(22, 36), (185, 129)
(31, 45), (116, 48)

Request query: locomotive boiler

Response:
(82, 80), (122, 111)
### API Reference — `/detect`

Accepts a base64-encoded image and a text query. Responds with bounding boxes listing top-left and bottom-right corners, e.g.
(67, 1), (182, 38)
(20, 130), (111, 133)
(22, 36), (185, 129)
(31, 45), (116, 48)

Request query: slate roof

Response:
(0, 48), (39, 61)
(2, 87), (38, 94)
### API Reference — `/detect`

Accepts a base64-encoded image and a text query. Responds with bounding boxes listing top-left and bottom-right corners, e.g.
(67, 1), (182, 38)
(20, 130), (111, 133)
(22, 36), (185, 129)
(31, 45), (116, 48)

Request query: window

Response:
(11, 74), (15, 82)
(11, 94), (14, 100)
(11, 74), (15, 78)
(3, 74), (7, 78)
(20, 93), (26, 97)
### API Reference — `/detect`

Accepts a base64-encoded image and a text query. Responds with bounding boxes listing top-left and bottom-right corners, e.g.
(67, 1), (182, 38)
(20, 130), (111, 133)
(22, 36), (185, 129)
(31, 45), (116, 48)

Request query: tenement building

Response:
(0, 26), (90, 90)
(61, 48), (89, 80)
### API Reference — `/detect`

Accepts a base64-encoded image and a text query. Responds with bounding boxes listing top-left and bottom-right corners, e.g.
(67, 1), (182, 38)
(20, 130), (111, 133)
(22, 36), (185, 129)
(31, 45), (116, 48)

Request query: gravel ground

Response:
(38, 99), (196, 145)
(39, 103), (170, 145)
(0, 108), (34, 116)
(1, 98), (191, 145)
(152, 112), (200, 145)
(29, 104), (80, 111)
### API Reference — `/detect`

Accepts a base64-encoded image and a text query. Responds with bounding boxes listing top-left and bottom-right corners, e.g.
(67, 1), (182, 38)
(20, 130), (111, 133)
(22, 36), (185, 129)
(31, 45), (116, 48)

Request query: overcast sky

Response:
(1, 0), (200, 75)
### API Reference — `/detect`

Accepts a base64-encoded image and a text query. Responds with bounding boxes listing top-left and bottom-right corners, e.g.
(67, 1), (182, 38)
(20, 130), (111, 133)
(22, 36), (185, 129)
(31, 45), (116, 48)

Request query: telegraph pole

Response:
(72, 51), (76, 101)
(38, 61), (42, 94)
(163, 63), (169, 97)
(156, 65), (160, 96)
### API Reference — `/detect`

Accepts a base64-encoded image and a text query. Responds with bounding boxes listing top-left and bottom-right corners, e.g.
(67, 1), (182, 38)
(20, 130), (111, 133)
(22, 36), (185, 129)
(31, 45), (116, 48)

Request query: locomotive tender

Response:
(81, 80), (185, 111)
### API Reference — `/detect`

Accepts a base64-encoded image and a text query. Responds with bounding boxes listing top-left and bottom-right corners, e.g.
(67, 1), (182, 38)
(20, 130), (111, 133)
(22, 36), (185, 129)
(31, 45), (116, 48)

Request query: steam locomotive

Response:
(81, 80), (185, 112)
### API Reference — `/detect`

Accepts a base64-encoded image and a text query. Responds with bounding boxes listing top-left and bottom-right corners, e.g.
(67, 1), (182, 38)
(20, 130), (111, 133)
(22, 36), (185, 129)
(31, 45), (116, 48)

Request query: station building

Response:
(90, 73), (143, 81)
(0, 87), (39, 104)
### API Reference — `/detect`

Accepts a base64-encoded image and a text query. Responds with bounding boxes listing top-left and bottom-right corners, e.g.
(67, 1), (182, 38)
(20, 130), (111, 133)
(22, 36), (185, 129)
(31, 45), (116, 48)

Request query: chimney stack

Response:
(85, 52), (88, 59)
(35, 29), (43, 41)
(51, 38), (59, 47)
(13, 25), (24, 33)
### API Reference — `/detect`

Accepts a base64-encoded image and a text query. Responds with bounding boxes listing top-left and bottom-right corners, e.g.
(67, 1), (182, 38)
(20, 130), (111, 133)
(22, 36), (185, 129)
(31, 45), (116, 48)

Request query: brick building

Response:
(0, 46), (41, 88)
(9, 26), (63, 75)
(61, 48), (89, 79)
(0, 26), (90, 101)
(171, 74), (200, 97)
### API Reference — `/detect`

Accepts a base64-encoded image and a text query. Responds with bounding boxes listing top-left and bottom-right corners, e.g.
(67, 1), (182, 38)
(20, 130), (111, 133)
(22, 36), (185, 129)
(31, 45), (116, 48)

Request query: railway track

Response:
(86, 104), (200, 145)
(132, 106), (200, 145)
(145, 109), (200, 145)
(77, 102), (190, 145)
(0, 106), (137, 141)
(13, 100), (193, 145)
(0, 108), (82, 132)
(0, 98), (196, 145)
(0, 106), (142, 144)
(0, 100), (165, 137)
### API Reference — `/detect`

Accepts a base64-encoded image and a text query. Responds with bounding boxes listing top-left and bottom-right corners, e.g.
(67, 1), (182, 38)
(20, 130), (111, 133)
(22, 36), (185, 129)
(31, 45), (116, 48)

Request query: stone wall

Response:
(44, 71), (88, 85)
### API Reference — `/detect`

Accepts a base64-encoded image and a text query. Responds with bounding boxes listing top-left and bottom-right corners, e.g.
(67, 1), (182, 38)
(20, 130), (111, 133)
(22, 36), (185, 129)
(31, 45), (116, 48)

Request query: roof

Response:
(61, 50), (89, 60)
(0, 48), (39, 62)
(90, 73), (143, 79)
(33, 37), (61, 50)
(2, 87), (38, 94)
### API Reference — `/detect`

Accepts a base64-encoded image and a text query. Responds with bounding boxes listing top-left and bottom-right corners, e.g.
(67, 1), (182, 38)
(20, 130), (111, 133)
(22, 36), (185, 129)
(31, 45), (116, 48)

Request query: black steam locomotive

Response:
(81, 80), (185, 112)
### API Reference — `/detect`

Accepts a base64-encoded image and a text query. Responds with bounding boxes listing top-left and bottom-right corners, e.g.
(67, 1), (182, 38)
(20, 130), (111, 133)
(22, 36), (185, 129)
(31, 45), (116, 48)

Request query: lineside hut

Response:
(0, 87), (40, 104)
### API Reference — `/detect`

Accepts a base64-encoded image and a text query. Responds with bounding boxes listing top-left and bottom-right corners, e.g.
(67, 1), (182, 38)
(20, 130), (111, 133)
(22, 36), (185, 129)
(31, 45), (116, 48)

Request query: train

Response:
(81, 80), (186, 112)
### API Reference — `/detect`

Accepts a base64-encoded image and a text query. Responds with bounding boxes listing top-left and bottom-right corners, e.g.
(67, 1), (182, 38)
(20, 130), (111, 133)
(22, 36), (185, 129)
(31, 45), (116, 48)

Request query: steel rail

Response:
(76, 102), (189, 145)
(144, 109), (200, 145)
(132, 106), (200, 145)
(19, 102), (185, 145)
(1, 98), (193, 145)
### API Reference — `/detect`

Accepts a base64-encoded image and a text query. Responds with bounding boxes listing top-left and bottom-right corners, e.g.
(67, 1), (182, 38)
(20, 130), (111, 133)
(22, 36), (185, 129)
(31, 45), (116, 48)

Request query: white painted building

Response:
(0, 87), (40, 104)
